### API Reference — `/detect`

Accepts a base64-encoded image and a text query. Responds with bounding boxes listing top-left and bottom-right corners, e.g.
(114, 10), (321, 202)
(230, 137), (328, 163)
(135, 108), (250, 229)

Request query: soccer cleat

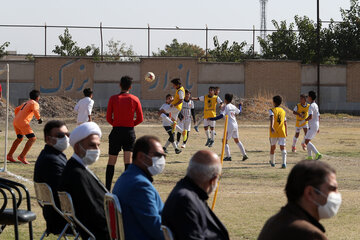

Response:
(223, 157), (232, 161)
(7, 155), (17, 163)
(269, 161), (275, 167)
(306, 156), (313, 160)
(163, 147), (168, 154)
(175, 148), (182, 154)
(181, 143), (186, 148)
(292, 146), (296, 153)
(281, 164), (287, 169)
(17, 156), (30, 164)
(315, 153), (323, 160)
(205, 138), (211, 146)
(182, 130), (188, 142)
(171, 121), (177, 133)
(208, 139), (214, 148)
(194, 126), (199, 132)
(301, 143), (307, 151)
(242, 155), (249, 161)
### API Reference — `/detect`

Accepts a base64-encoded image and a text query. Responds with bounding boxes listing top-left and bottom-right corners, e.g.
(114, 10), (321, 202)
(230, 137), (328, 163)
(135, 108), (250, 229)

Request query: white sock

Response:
(292, 137), (298, 147)
(225, 144), (231, 157)
(237, 141), (246, 156)
(301, 139), (305, 145)
(282, 150), (287, 165)
(196, 119), (203, 127)
(210, 130), (215, 140)
(205, 129), (210, 139)
(270, 154), (275, 164)
(172, 142), (177, 149)
(176, 125), (183, 132)
(307, 142), (319, 155)
(164, 141), (170, 148)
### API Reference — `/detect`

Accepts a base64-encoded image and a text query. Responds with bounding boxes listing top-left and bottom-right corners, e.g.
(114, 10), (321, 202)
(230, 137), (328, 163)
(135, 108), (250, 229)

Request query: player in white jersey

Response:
(304, 91), (322, 160)
(159, 94), (182, 154)
(209, 93), (248, 161)
(74, 88), (94, 125)
(176, 89), (196, 148)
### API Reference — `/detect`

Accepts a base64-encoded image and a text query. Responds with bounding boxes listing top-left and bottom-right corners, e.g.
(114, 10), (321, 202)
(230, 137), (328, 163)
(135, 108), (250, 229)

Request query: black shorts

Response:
(108, 127), (136, 155)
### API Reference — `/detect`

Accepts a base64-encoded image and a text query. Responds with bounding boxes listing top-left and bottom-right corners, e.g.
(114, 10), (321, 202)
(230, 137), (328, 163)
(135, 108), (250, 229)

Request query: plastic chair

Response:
(57, 191), (95, 240)
(161, 225), (174, 240)
(104, 193), (125, 240)
(34, 182), (78, 239)
(0, 177), (36, 240)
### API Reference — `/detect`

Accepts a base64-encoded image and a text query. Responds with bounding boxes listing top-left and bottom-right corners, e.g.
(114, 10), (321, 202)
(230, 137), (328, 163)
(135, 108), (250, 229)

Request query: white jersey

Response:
(74, 97), (94, 124)
(308, 102), (320, 128)
(221, 103), (240, 130)
(181, 100), (194, 120)
(159, 103), (171, 127)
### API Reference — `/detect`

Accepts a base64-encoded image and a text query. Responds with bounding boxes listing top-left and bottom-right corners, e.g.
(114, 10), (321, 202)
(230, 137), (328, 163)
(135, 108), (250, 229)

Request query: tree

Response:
(104, 39), (138, 61)
(0, 42), (10, 58)
(208, 36), (252, 62)
(53, 28), (99, 57)
(153, 39), (205, 58)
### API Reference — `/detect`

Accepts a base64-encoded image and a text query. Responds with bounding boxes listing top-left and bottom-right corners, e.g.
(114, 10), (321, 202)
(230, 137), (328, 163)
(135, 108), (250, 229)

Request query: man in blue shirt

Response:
(112, 135), (166, 240)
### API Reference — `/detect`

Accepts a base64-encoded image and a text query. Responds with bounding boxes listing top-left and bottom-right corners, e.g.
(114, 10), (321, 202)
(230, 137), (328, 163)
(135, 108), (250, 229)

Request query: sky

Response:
(0, 0), (351, 56)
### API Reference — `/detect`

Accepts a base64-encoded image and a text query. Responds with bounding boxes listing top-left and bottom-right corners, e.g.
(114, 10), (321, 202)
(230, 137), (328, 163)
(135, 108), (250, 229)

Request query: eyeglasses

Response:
(53, 132), (70, 138)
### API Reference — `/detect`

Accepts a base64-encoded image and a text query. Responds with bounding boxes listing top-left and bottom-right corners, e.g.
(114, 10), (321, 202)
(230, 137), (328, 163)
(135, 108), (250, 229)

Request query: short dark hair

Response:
(171, 78), (181, 86)
(120, 76), (133, 90)
(83, 88), (93, 97)
(165, 94), (172, 99)
(215, 86), (220, 90)
(300, 94), (307, 99)
(209, 86), (215, 91)
(133, 135), (161, 162)
(185, 89), (191, 94)
(308, 91), (316, 100)
(43, 120), (66, 141)
(29, 90), (40, 100)
(285, 160), (336, 203)
(225, 93), (233, 103)
(273, 95), (282, 107)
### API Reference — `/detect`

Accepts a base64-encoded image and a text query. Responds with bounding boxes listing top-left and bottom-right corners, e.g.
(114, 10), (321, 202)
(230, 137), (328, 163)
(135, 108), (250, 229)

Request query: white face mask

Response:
(52, 136), (70, 152)
(80, 144), (100, 166)
(145, 155), (165, 176)
(313, 188), (342, 219)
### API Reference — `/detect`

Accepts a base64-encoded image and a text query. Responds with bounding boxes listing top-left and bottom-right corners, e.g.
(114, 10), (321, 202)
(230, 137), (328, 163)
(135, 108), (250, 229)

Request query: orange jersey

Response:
(14, 100), (40, 125)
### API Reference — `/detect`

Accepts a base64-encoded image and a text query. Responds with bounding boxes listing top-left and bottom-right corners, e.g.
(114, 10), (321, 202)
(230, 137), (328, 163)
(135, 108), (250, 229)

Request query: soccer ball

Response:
(145, 72), (155, 83)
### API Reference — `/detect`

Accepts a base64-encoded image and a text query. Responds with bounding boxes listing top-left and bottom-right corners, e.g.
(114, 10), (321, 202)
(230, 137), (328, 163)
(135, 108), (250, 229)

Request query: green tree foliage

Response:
(153, 39), (205, 58)
(105, 39), (138, 61)
(0, 42), (10, 58)
(53, 28), (99, 57)
(208, 36), (252, 62)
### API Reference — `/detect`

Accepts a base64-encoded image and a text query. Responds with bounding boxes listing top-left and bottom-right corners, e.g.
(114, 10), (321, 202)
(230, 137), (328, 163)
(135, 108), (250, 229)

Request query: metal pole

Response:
(100, 22), (104, 61)
(206, 24), (208, 61)
(148, 24), (150, 57)
(1, 64), (9, 172)
(44, 23), (47, 56)
(317, 0), (320, 108)
(253, 25), (255, 57)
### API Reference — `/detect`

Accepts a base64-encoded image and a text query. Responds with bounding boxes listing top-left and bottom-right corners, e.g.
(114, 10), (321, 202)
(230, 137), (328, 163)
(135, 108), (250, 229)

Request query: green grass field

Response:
(0, 118), (359, 239)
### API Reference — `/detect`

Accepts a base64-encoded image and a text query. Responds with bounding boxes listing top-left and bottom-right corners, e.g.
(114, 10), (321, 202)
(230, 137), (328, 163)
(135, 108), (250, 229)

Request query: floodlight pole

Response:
(316, 0), (320, 108)
(1, 64), (9, 172)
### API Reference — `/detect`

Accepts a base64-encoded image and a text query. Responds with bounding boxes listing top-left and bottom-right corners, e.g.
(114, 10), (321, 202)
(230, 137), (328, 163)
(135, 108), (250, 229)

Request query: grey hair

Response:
(186, 157), (221, 183)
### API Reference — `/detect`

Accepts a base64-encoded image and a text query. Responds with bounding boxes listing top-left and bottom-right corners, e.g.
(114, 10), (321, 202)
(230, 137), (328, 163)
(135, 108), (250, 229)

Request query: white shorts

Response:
(168, 108), (180, 120)
(270, 138), (286, 146)
(203, 119), (216, 128)
(179, 119), (192, 131)
(295, 124), (309, 133)
(227, 128), (239, 140)
(305, 126), (319, 140)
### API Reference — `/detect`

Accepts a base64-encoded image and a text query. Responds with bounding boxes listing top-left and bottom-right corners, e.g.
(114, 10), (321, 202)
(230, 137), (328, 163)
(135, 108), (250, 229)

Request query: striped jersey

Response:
(181, 100), (194, 120)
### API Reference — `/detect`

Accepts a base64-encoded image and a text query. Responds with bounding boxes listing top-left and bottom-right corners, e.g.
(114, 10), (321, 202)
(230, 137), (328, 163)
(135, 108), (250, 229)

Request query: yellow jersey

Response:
(269, 107), (286, 138)
(171, 86), (185, 111)
(203, 95), (219, 119)
(295, 103), (310, 127)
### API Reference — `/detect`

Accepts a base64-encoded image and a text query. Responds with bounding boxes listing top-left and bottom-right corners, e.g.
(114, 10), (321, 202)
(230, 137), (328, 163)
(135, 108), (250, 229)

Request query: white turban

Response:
(69, 122), (102, 147)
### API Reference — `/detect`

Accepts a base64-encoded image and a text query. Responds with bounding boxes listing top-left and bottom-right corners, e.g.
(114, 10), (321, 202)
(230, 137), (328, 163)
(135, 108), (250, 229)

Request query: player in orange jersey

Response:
(7, 90), (43, 164)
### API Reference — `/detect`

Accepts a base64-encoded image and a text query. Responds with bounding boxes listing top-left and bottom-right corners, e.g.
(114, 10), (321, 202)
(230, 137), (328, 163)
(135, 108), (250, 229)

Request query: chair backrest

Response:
(161, 225), (174, 240)
(104, 193), (125, 240)
(34, 182), (56, 207)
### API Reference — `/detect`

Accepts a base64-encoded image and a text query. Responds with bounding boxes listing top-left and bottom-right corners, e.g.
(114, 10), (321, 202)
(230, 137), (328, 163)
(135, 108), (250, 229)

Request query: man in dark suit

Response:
(258, 160), (341, 240)
(59, 122), (109, 240)
(162, 150), (229, 240)
(34, 120), (70, 235)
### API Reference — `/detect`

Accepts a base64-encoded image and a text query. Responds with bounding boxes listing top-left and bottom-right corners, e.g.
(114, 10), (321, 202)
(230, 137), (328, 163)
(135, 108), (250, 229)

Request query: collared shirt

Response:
(74, 97), (94, 124)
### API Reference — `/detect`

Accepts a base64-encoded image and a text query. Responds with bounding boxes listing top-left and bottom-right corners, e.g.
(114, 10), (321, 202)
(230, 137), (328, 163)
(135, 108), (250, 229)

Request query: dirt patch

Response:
(0, 99), (15, 121)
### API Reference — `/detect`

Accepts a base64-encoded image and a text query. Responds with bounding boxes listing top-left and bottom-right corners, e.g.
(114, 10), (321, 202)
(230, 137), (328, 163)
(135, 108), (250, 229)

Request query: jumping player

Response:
(74, 88), (94, 125)
(269, 95), (287, 168)
(159, 94), (182, 154)
(304, 91), (322, 160)
(7, 90), (43, 164)
(169, 78), (185, 132)
(209, 93), (248, 161)
(292, 94), (309, 152)
(192, 86), (222, 147)
(175, 89), (196, 148)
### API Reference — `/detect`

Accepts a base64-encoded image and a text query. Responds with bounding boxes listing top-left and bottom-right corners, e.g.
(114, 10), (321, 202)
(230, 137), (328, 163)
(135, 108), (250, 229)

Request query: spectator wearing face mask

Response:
(162, 150), (230, 240)
(34, 120), (70, 235)
(59, 122), (109, 240)
(112, 135), (166, 240)
(258, 160), (341, 240)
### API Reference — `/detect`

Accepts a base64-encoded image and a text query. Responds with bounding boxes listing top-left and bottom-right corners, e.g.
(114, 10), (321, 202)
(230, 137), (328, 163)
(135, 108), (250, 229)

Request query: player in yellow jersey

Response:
(292, 94), (309, 152)
(192, 87), (222, 147)
(169, 78), (185, 132)
(269, 95), (287, 168)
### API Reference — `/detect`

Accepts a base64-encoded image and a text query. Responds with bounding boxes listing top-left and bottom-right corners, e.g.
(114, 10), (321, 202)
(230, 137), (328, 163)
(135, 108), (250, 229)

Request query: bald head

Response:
(187, 150), (221, 187)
